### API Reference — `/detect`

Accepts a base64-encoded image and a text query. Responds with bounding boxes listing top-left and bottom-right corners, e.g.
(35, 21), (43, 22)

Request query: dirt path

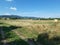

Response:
(12, 30), (26, 39)
(0, 27), (7, 45)
(12, 30), (36, 45)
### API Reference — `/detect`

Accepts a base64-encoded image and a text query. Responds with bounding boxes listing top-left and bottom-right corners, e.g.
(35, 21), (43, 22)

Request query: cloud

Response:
(5, 0), (13, 2)
(10, 7), (17, 11)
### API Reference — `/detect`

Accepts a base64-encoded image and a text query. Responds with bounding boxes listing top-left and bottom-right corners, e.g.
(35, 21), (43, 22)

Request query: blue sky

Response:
(0, 0), (60, 18)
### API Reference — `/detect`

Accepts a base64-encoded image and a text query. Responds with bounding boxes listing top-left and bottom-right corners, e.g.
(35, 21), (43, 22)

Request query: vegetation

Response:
(0, 23), (29, 45)
(0, 15), (60, 20)
(0, 19), (60, 45)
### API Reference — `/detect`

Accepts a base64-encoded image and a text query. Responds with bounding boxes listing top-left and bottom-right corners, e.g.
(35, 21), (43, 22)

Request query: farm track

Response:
(0, 27), (8, 45)
(12, 30), (26, 39)
(12, 30), (36, 45)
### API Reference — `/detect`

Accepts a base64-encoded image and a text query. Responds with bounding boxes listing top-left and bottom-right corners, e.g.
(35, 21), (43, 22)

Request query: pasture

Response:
(0, 19), (60, 45)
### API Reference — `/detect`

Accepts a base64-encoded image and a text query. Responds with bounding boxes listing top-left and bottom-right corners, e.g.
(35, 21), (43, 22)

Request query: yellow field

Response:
(0, 19), (60, 38)
(0, 19), (60, 45)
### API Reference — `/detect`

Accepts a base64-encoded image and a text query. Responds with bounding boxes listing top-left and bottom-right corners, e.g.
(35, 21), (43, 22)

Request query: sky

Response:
(0, 0), (60, 18)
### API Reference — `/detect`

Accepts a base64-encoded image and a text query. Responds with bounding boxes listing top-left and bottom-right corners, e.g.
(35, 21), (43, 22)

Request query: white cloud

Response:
(10, 7), (17, 11)
(5, 0), (13, 2)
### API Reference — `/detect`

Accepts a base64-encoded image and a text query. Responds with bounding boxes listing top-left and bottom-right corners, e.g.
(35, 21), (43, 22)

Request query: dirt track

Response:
(0, 27), (7, 45)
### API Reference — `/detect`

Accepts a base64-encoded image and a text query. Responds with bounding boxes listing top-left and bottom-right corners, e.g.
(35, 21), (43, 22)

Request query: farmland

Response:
(0, 19), (60, 45)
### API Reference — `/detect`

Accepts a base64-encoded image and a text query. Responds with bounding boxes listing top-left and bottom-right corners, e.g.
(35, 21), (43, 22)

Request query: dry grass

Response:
(0, 19), (60, 38)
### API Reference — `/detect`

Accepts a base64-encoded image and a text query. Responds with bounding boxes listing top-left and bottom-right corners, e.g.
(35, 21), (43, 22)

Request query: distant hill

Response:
(0, 15), (21, 18)
(0, 15), (39, 20)
(0, 15), (60, 20)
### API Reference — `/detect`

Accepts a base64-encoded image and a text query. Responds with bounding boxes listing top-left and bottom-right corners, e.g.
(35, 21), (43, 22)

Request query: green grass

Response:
(16, 27), (38, 38)
(4, 28), (29, 45)
(0, 23), (29, 45)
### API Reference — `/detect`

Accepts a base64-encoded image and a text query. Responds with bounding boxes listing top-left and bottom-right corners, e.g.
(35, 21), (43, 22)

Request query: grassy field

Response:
(0, 19), (60, 45)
